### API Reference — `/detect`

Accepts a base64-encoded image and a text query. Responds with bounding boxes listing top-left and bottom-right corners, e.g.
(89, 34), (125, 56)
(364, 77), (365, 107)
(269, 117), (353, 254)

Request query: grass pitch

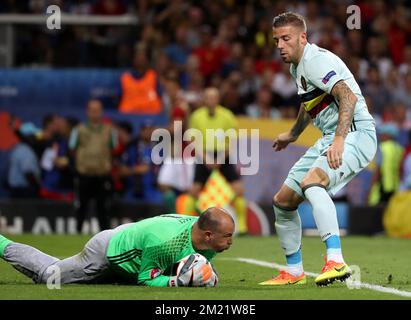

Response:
(0, 234), (410, 300)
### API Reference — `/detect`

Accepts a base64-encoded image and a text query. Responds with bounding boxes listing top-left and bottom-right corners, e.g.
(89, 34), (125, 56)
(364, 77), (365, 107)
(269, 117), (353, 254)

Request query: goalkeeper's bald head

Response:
(194, 207), (235, 253)
(199, 207), (234, 232)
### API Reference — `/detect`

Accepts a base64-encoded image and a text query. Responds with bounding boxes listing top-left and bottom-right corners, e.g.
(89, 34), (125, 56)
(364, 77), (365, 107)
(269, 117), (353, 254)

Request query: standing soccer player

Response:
(260, 12), (376, 286)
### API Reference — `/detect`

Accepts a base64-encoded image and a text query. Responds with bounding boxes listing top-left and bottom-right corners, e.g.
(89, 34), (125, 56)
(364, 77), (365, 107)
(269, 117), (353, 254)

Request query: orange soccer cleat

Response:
(259, 270), (307, 286)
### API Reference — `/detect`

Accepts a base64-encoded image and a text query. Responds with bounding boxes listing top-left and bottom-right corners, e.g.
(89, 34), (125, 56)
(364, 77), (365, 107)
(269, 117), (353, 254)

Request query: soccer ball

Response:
(175, 253), (218, 287)
(176, 253), (208, 275)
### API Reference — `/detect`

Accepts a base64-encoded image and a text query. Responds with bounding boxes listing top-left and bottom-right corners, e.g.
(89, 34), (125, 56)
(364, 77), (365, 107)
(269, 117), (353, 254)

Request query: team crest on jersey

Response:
(301, 76), (307, 91)
(150, 268), (163, 279)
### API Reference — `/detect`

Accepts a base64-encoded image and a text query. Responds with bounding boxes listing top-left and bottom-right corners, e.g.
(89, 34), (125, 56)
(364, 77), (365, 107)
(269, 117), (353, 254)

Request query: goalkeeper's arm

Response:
(137, 265), (191, 287)
(137, 254), (217, 287)
(137, 254), (194, 287)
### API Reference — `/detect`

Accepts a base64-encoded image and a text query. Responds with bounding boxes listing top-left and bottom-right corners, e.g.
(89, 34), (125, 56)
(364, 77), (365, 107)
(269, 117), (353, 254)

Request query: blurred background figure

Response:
(69, 99), (117, 233)
(39, 116), (78, 201)
(400, 130), (411, 191)
(7, 132), (41, 199)
(369, 123), (404, 205)
(187, 87), (248, 235)
(118, 48), (163, 115)
(246, 86), (280, 119)
(112, 120), (150, 201)
(157, 119), (195, 213)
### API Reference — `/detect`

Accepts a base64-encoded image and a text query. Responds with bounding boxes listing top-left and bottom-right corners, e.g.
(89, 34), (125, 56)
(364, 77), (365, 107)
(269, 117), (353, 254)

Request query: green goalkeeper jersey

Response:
(106, 214), (217, 287)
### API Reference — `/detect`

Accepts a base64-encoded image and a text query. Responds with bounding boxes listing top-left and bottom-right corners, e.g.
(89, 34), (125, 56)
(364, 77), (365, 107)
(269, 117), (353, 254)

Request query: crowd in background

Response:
(7, 105), (162, 203)
(2, 1), (411, 119)
(3, 0), (411, 207)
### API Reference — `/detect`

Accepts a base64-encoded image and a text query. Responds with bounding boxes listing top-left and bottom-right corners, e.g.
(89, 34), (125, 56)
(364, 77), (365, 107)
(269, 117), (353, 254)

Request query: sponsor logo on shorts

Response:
(322, 71), (336, 84)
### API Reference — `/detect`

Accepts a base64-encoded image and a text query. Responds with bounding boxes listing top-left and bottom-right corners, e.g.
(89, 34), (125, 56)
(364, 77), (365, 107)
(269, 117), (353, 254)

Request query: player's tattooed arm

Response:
(327, 80), (358, 169)
(331, 80), (358, 138)
(290, 103), (311, 139)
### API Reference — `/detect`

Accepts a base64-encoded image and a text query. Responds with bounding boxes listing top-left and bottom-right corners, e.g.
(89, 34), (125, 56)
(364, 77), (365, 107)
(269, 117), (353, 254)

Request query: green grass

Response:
(0, 235), (410, 300)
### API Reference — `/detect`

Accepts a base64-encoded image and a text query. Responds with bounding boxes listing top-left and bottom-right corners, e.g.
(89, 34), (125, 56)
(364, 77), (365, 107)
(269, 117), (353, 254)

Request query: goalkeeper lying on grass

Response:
(0, 207), (234, 287)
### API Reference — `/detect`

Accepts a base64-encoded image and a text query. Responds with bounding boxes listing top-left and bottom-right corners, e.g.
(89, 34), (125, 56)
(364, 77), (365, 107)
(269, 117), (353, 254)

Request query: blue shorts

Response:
(284, 128), (377, 197)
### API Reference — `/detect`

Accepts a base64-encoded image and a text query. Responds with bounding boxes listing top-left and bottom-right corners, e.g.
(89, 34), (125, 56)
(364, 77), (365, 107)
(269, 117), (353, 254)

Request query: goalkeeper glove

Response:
(191, 261), (218, 287)
(168, 254), (196, 287)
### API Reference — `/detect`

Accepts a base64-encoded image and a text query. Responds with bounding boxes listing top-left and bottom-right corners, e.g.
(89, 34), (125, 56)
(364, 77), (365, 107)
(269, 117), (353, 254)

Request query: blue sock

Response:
(285, 248), (304, 276)
(325, 235), (344, 263)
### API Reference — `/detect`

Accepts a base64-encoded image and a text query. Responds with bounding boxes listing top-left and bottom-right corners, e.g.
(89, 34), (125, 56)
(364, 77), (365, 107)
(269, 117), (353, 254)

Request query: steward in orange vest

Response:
(118, 50), (162, 114)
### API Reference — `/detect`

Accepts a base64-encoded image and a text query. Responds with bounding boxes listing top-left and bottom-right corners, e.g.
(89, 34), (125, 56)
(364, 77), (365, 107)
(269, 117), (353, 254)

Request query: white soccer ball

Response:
(175, 253), (218, 287)
(176, 253), (208, 275)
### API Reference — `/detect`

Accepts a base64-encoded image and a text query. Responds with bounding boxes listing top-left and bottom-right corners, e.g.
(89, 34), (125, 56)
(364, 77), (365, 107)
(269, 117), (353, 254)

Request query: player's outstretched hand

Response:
(273, 132), (297, 151)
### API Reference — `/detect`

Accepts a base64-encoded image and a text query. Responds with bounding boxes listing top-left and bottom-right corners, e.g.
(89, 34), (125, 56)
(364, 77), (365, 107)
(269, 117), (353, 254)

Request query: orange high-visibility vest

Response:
(119, 69), (162, 114)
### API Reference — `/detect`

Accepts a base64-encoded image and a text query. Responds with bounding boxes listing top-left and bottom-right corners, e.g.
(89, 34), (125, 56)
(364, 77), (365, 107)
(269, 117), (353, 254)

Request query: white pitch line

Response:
(232, 257), (411, 299)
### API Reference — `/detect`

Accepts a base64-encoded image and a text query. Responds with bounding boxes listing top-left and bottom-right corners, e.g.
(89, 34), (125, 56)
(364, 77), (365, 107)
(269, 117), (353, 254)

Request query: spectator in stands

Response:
(182, 55), (204, 108)
(92, 0), (126, 15)
(365, 36), (393, 79)
(69, 99), (117, 233)
(246, 87), (280, 119)
(392, 71), (411, 110)
(7, 135), (40, 198)
(162, 75), (189, 124)
(193, 25), (228, 84)
(158, 120), (195, 213)
(238, 56), (259, 107)
(389, 103), (410, 147)
(400, 130), (411, 191)
(40, 116), (78, 201)
(135, 121), (163, 203)
(113, 121), (150, 201)
(220, 72), (245, 115)
(164, 24), (192, 71)
(118, 47), (163, 114)
(13, 113), (60, 160)
(187, 87), (248, 235)
(369, 123), (404, 205)
(399, 45), (411, 76)
(362, 64), (391, 116)
(271, 63), (299, 106)
(221, 42), (244, 78)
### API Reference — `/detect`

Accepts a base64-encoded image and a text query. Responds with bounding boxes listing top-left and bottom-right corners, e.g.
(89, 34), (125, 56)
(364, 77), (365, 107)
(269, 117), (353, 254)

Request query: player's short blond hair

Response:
(272, 12), (307, 32)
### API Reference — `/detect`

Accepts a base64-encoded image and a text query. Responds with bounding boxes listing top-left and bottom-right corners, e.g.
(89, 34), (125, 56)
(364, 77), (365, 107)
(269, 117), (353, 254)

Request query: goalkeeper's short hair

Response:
(198, 207), (234, 232)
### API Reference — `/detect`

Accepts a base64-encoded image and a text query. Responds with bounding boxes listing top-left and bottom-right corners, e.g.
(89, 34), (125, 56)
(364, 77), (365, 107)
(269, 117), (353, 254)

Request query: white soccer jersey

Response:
(290, 43), (374, 135)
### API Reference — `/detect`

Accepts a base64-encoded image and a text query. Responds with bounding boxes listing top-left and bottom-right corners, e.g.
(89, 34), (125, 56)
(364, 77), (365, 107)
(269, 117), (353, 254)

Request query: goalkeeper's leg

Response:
(0, 225), (130, 284)
(1, 234), (59, 283)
